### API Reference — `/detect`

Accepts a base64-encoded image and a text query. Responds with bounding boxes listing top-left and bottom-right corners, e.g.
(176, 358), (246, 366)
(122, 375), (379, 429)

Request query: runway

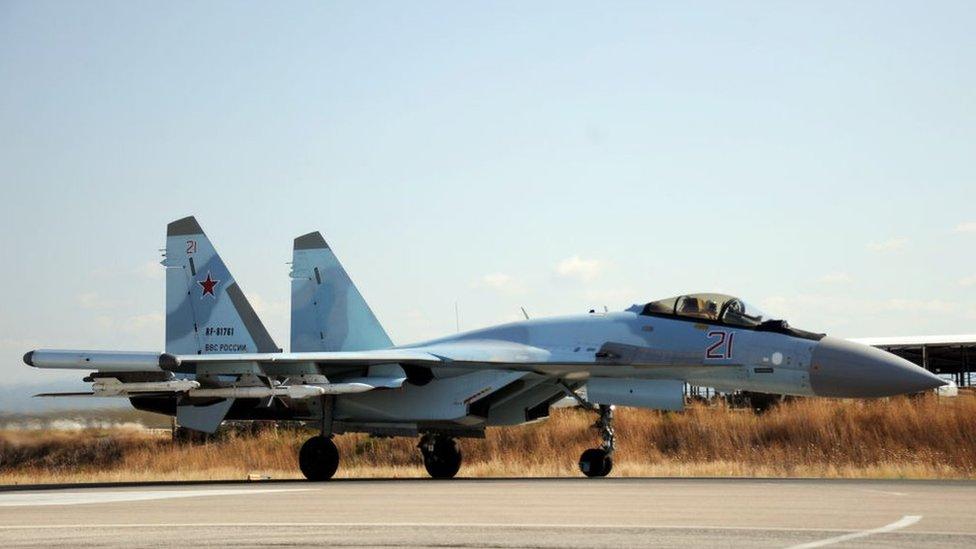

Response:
(0, 478), (974, 548)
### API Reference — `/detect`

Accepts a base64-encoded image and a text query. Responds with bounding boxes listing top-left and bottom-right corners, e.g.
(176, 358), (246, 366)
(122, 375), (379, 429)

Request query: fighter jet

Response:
(23, 217), (945, 479)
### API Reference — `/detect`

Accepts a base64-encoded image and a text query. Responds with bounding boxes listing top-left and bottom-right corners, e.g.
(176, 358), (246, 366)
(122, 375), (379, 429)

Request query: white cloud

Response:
(77, 292), (100, 309)
(959, 275), (976, 287)
(818, 272), (851, 284)
(118, 313), (164, 334)
(81, 312), (164, 335)
(760, 294), (960, 320)
(867, 238), (908, 252)
(584, 286), (639, 307)
(248, 293), (288, 318)
(883, 298), (958, 314)
(472, 273), (524, 295)
(135, 260), (163, 280)
(89, 259), (164, 280)
(760, 294), (842, 317)
(0, 338), (41, 351)
(555, 255), (603, 282)
(478, 273), (513, 288)
(76, 292), (130, 310)
(953, 221), (976, 233)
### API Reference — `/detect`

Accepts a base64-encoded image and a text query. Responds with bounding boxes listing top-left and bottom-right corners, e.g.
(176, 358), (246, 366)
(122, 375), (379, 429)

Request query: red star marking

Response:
(198, 272), (220, 297)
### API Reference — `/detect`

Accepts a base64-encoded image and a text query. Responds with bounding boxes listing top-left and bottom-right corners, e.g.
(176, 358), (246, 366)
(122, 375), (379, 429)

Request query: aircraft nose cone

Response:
(809, 336), (945, 398)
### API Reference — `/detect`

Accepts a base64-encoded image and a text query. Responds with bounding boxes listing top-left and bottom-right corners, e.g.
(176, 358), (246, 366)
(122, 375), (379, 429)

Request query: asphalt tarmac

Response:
(0, 478), (974, 548)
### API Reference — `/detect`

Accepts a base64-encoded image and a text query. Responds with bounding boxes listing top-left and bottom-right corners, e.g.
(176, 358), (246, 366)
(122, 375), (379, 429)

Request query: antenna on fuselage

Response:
(520, 307), (530, 320)
(455, 301), (460, 333)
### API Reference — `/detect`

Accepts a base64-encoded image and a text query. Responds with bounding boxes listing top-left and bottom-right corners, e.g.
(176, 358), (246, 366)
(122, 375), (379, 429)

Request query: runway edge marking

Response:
(0, 488), (312, 507)
(786, 515), (922, 549)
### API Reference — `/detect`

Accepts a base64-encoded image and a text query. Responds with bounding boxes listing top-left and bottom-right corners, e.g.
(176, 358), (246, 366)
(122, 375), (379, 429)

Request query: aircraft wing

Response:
(25, 340), (714, 430)
(23, 349), (417, 400)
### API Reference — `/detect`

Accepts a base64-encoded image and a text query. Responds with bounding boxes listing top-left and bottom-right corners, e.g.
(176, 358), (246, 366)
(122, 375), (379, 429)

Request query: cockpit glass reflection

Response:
(639, 293), (768, 327)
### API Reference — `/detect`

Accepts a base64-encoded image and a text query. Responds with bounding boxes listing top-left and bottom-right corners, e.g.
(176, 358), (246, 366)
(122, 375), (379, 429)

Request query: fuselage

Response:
(405, 308), (943, 399)
(314, 307), (944, 429)
(428, 310), (813, 394)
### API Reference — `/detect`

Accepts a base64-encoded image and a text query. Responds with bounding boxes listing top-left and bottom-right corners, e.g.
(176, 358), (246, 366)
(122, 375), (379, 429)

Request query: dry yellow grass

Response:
(1, 395), (973, 484)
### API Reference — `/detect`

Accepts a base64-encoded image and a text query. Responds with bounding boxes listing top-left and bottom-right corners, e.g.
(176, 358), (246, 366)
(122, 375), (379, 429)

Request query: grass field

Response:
(1, 395), (973, 484)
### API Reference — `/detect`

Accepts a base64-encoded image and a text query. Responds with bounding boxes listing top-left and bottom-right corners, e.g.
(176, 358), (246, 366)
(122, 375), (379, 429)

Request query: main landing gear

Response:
(299, 435), (340, 481)
(419, 434), (462, 479)
(578, 404), (615, 478)
(300, 395), (339, 481)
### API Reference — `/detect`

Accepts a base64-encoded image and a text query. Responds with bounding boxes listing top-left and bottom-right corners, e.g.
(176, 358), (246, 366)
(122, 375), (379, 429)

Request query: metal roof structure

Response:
(850, 335), (976, 387)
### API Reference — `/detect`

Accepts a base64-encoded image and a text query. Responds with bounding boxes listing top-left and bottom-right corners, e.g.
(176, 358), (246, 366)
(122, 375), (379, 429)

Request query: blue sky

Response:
(1, 1), (975, 391)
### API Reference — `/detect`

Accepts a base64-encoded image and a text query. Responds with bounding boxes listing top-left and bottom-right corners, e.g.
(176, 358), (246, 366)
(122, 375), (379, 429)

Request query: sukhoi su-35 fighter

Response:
(24, 217), (946, 479)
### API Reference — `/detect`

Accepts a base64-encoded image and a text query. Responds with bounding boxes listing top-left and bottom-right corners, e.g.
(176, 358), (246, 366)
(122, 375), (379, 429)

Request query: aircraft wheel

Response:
(421, 437), (462, 479)
(579, 448), (613, 478)
(299, 435), (339, 481)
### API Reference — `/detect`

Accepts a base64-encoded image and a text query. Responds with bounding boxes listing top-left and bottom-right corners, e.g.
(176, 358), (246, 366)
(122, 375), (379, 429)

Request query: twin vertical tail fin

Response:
(164, 216), (278, 355)
(290, 232), (393, 352)
(163, 218), (390, 355)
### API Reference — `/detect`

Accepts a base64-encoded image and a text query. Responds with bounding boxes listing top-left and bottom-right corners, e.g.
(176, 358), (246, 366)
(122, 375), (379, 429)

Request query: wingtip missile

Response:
(24, 350), (167, 372)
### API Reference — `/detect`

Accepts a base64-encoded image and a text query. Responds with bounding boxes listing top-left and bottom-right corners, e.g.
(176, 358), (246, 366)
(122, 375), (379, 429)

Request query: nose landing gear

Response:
(578, 404), (615, 478)
(419, 434), (462, 479)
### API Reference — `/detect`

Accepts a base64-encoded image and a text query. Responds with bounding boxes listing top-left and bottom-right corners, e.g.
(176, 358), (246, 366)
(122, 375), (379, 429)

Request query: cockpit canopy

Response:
(637, 293), (768, 327)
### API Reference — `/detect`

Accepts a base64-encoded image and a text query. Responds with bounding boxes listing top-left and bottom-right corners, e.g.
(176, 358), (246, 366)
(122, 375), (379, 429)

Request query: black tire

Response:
(579, 448), (613, 478)
(299, 436), (340, 481)
(422, 437), (462, 479)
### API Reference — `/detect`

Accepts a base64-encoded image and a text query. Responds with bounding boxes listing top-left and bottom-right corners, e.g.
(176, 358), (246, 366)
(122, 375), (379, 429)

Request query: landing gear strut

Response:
(419, 434), (462, 479)
(579, 404), (614, 478)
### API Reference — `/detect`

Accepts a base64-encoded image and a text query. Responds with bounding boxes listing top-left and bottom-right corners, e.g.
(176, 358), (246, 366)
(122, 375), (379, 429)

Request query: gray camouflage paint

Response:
(290, 231), (393, 352)
(397, 310), (818, 395)
(336, 306), (942, 423)
(164, 216), (278, 355)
